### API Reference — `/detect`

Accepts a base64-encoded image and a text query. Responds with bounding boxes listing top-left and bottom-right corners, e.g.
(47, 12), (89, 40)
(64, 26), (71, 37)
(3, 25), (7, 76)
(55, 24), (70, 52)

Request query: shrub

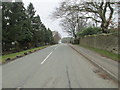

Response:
(77, 27), (102, 37)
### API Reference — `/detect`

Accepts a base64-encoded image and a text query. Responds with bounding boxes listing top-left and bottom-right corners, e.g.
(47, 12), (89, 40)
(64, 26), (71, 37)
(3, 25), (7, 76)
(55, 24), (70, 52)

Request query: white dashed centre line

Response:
(41, 45), (58, 64)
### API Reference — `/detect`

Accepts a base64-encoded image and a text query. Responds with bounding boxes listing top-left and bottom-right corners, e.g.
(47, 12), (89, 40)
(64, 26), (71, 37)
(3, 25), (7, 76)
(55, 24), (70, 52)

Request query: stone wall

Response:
(80, 33), (119, 54)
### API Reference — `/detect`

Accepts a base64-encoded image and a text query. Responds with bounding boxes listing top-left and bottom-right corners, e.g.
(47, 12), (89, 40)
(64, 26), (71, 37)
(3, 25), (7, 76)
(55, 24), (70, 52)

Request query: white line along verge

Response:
(41, 45), (58, 64)
(90, 58), (118, 80)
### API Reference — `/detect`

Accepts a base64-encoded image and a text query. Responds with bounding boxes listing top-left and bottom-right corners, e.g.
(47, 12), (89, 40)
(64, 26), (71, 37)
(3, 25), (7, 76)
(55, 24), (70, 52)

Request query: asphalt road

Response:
(2, 44), (118, 88)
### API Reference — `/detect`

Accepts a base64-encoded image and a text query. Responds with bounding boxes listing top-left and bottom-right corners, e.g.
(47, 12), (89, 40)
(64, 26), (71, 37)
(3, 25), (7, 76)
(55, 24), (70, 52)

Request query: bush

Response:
(77, 27), (102, 37)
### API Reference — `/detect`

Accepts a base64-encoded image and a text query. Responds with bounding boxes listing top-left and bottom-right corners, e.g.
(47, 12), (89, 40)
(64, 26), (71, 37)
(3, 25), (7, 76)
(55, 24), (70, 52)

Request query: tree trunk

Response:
(101, 19), (109, 33)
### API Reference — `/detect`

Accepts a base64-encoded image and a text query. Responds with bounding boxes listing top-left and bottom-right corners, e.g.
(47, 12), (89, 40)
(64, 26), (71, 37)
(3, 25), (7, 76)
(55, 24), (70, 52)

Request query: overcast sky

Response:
(23, 0), (69, 38)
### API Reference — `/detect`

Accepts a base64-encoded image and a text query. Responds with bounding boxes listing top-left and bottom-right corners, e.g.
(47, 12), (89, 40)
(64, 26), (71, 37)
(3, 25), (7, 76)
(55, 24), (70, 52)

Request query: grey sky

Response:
(23, 0), (69, 38)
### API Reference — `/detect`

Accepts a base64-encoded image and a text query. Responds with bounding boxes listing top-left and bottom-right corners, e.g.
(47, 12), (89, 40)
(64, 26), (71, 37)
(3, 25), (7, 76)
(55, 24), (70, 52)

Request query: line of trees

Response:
(2, 2), (54, 53)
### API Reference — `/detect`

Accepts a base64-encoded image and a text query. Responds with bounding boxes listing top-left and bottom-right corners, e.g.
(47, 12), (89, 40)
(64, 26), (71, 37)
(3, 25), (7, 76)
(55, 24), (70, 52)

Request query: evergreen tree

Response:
(2, 2), (13, 51)
(27, 3), (37, 47)
(40, 23), (46, 45)
(10, 2), (33, 50)
(27, 3), (36, 20)
(2, 2), (33, 51)
(32, 15), (42, 47)
(47, 28), (54, 44)
(2, 2), (54, 54)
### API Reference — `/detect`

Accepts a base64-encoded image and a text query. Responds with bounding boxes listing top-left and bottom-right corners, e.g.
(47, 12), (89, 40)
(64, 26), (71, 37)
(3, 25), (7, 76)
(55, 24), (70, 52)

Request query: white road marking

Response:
(54, 46), (58, 50)
(41, 52), (53, 64)
(90, 59), (118, 80)
(41, 45), (59, 64)
(70, 45), (118, 81)
(16, 87), (21, 90)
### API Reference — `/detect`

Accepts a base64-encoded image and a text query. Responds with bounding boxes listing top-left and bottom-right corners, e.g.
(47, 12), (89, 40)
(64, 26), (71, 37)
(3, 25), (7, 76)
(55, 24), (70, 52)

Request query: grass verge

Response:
(79, 45), (119, 61)
(1, 45), (49, 63)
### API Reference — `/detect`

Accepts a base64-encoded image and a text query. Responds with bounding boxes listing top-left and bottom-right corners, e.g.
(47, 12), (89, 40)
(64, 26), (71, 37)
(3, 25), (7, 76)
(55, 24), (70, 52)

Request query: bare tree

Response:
(53, 0), (116, 33)
(53, 0), (87, 39)
(60, 15), (77, 38)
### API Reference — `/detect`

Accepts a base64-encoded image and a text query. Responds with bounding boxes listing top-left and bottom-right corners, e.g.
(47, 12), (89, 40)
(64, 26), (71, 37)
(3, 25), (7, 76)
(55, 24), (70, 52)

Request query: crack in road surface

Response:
(66, 66), (72, 89)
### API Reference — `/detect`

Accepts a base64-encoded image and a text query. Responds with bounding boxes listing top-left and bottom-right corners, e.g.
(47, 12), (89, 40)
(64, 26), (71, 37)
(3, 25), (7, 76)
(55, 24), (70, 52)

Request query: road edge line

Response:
(69, 44), (119, 84)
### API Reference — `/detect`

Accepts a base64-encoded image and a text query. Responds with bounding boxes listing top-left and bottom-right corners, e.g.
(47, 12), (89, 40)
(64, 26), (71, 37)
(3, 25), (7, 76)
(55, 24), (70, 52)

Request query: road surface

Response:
(2, 44), (118, 88)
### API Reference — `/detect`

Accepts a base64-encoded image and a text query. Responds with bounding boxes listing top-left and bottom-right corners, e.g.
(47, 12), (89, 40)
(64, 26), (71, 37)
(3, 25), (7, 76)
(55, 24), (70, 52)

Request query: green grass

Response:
(79, 45), (119, 61)
(1, 45), (49, 63)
